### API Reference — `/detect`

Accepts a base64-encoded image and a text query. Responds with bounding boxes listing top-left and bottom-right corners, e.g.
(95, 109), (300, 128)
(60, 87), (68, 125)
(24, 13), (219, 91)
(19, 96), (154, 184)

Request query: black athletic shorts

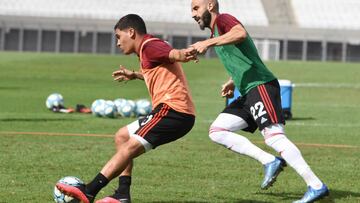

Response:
(135, 103), (195, 148)
(223, 79), (285, 133)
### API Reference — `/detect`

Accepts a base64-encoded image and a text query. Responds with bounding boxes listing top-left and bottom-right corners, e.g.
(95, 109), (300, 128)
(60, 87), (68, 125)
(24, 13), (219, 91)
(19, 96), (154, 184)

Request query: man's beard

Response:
(199, 10), (212, 30)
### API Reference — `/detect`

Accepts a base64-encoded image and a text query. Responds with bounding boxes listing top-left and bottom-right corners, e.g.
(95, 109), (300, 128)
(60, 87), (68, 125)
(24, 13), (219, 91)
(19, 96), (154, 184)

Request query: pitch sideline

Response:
(0, 131), (358, 149)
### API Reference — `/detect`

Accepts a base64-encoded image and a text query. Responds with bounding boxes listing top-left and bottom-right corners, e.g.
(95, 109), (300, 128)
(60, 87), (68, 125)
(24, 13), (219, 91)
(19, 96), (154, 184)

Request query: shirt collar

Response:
(136, 34), (153, 56)
(210, 14), (219, 38)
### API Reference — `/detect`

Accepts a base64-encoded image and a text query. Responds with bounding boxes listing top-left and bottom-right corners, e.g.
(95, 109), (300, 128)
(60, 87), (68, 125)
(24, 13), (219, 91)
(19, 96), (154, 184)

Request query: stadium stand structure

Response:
(261, 0), (295, 26)
(292, 0), (360, 30)
(0, 0), (268, 25)
(0, 0), (359, 62)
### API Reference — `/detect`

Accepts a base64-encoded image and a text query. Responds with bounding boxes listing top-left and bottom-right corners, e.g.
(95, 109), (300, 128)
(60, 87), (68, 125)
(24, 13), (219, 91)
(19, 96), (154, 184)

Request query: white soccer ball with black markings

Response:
(103, 100), (117, 118)
(91, 99), (106, 117)
(135, 99), (152, 116)
(114, 98), (128, 115)
(46, 93), (64, 109)
(53, 176), (84, 203)
(127, 100), (136, 109)
(118, 100), (136, 118)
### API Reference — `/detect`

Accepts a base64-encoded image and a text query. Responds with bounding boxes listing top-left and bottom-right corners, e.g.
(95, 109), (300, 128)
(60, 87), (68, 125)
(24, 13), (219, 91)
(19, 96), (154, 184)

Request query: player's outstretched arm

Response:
(112, 65), (144, 82)
(169, 47), (198, 63)
(191, 24), (247, 54)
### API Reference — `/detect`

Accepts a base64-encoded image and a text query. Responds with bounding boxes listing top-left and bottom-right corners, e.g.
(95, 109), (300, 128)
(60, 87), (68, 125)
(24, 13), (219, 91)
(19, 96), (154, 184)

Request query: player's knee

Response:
(261, 124), (286, 140)
(114, 127), (130, 147)
(262, 124), (299, 152)
(209, 125), (227, 144)
(122, 138), (145, 158)
(208, 132), (218, 143)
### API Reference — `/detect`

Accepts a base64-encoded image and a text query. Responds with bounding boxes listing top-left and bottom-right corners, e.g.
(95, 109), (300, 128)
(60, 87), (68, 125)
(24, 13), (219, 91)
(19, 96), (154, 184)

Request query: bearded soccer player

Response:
(56, 14), (197, 203)
(189, 0), (329, 202)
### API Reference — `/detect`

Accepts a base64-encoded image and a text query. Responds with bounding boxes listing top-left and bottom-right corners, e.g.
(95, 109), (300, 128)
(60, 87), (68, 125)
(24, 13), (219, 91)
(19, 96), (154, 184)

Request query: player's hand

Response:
(183, 47), (199, 62)
(169, 48), (198, 63)
(221, 80), (235, 98)
(112, 65), (135, 82)
(190, 41), (209, 54)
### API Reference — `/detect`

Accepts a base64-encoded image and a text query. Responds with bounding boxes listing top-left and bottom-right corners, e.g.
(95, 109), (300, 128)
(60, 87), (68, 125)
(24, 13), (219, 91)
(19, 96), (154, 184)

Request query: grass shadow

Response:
(149, 201), (270, 203)
(148, 201), (208, 203)
(255, 191), (299, 202)
(256, 188), (360, 202)
(233, 200), (272, 203)
(288, 117), (315, 121)
(329, 189), (360, 202)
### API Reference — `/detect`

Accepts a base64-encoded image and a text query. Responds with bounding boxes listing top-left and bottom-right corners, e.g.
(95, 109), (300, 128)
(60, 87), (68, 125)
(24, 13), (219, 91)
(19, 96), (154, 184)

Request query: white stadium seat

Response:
(0, 0), (269, 26)
(292, 0), (360, 30)
(220, 0), (269, 26)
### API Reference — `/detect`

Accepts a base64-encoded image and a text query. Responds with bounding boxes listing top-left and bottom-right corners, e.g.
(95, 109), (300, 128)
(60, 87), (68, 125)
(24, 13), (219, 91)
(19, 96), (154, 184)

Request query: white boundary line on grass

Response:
(0, 131), (113, 138)
(294, 83), (360, 89)
(0, 131), (358, 149)
(287, 122), (360, 128)
(202, 120), (360, 128)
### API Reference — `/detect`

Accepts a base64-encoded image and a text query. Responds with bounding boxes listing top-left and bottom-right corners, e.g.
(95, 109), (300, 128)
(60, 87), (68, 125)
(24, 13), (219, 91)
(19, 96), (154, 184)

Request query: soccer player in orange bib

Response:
(56, 14), (197, 203)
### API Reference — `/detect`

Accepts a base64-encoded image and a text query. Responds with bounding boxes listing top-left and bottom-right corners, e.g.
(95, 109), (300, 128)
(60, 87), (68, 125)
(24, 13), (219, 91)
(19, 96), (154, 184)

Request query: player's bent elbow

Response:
(230, 25), (247, 43)
(236, 31), (247, 42)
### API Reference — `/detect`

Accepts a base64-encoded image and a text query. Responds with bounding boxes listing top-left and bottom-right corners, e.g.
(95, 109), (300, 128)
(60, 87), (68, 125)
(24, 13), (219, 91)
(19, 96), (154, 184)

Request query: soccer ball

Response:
(53, 176), (84, 203)
(114, 98), (128, 114)
(135, 99), (152, 116)
(46, 93), (64, 109)
(91, 99), (106, 117)
(127, 100), (136, 110)
(118, 101), (136, 117)
(103, 100), (117, 118)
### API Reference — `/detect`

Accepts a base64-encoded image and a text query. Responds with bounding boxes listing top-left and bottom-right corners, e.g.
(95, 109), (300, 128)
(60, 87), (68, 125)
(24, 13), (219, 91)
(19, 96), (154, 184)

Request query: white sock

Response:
(209, 130), (275, 165)
(265, 134), (323, 189)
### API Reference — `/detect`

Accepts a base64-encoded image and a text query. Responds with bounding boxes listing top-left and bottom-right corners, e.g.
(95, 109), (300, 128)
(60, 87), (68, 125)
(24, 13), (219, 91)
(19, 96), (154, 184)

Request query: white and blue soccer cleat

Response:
(293, 184), (329, 203)
(261, 156), (286, 189)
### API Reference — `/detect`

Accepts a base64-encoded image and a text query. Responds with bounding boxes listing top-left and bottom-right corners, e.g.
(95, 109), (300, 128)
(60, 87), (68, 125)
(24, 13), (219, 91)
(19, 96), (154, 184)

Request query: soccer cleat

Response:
(261, 156), (286, 189)
(95, 197), (131, 203)
(56, 182), (94, 203)
(293, 184), (329, 203)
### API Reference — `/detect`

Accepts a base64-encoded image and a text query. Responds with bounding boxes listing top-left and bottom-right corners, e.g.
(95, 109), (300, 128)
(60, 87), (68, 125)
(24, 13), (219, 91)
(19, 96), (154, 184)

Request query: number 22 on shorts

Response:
(250, 101), (267, 120)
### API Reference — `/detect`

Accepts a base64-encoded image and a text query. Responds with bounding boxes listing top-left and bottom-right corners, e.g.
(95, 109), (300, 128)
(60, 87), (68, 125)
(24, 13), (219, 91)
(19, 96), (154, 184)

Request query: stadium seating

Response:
(0, 0), (268, 26)
(292, 0), (360, 30)
(220, 0), (269, 26)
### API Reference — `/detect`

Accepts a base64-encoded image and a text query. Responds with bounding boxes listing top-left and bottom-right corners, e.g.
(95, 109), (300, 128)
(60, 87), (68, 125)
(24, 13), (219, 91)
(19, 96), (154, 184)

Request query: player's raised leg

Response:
(56, 126), (146, 203)
(209, 112), (285, 189)
(97, 103), (195, 203)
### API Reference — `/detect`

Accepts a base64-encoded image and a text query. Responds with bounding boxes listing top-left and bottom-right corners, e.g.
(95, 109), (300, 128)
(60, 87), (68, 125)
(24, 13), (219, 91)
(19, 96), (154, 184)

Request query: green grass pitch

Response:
(0, 52), (359, 202)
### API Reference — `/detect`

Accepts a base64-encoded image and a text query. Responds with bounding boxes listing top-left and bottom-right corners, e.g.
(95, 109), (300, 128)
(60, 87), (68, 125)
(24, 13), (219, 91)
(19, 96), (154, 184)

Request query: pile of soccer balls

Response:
(91, 98), (152, 118)
(46, 93), (152, 118)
